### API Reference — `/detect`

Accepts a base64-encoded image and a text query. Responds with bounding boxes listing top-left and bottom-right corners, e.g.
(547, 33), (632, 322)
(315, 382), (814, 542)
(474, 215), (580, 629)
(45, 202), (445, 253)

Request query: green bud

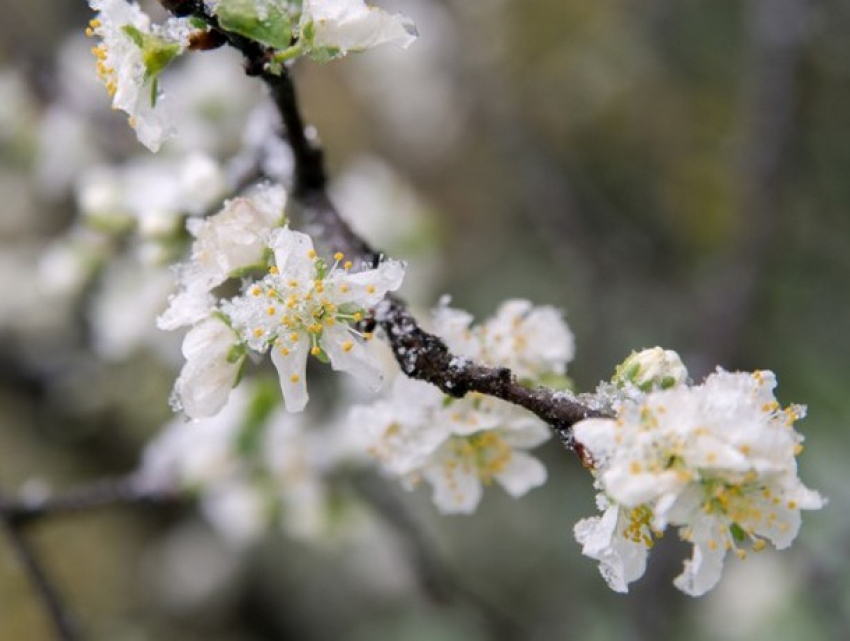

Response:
(215, 0), (294, 50)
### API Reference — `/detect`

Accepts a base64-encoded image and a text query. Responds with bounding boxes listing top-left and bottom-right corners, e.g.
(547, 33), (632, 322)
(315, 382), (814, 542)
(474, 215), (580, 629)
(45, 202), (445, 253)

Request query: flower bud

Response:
(613, 347), (688, 392)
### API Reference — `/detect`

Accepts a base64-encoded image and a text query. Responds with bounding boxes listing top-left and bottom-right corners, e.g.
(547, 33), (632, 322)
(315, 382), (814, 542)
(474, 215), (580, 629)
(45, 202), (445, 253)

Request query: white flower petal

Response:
(322, 323), (383, 391)
(271, 335), (311, 412)
(495, 451), (547, 497)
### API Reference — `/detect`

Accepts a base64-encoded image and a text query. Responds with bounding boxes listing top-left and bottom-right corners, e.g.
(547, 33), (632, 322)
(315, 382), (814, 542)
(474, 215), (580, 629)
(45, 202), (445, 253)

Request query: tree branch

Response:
(0, 487), (80, 641)
(0, 475), (179, 528)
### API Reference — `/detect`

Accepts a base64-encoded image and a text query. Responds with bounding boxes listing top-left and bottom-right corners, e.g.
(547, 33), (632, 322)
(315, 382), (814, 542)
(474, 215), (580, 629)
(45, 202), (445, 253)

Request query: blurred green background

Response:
(1, 0), (848, 639)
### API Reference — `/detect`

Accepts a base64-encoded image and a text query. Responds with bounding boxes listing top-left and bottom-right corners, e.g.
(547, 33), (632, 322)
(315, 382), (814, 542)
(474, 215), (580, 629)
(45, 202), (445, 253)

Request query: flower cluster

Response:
(573, 355), (825, 596)
(351, 299), (574, 513)
(86, 1), (416, 151)
(87, 0), (191, 151)
(160, 186), (405, 418)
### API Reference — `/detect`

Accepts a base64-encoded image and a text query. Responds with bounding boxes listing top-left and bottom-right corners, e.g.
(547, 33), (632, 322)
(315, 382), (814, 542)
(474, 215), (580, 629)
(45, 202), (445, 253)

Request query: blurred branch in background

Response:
(694, 0), (810, 369)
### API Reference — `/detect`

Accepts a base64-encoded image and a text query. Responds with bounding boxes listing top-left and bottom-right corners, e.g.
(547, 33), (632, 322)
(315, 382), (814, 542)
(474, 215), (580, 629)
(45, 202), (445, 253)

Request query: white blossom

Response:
(574, 497), (651, 594)
(183, 183), (286, 291)
(351, 298), (565, 514)
(302, 0), (418, 59)
(158, 182), (285, 330)
(573, 368), (825, 596)
(354, 376), (549, 514)
(434, 297), (575, 382)
(87, 0), (190, 151)
(222, 226), (405, 411)
(613, 346), (689, 392)
(172, 316), (246, 419)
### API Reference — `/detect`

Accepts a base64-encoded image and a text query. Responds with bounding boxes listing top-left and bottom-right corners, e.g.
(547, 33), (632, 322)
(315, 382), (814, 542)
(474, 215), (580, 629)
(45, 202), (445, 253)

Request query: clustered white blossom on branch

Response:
(71, 0), (826, 604)
(573, 353), (825, 596)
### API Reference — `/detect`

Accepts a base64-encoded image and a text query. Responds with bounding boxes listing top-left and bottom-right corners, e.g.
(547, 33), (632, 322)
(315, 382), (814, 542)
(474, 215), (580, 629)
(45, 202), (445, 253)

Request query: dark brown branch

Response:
(0, 488), (80, 641)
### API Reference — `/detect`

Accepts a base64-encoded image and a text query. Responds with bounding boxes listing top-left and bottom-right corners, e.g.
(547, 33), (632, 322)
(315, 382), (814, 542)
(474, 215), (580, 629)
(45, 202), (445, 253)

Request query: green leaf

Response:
(216, 0), (294, 50)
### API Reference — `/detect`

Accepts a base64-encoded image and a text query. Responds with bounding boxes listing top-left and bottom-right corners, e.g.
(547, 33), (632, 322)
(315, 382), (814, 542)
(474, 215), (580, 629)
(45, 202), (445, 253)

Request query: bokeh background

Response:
(1, 0), (849, 639)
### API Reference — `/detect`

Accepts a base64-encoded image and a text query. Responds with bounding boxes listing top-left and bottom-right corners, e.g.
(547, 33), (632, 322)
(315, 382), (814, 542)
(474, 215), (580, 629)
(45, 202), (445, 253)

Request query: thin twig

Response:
(0, 488), (80, 641)
(1, 474), (180, 528)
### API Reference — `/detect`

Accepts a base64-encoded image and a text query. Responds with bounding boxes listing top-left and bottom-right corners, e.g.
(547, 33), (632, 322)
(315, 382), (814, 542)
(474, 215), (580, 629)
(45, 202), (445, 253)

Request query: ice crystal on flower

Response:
(222, 226), (404, 412)
(301, 0), (418, 61)
(352, 298), (572, 513)
(573, 367), (825, 596)
(87, 0), (190, 151)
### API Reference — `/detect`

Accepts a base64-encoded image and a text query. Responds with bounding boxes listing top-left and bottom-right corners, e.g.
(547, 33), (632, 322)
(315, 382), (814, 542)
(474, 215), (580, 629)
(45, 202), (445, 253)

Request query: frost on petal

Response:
(304, 0), (418, 56)
(271, 335), (310, 412)
(673, 535), (728, 597)
(185, 184), (285, 290)
(574, 504), (649, 593)
(269, 226), (316, 284)
(322, 323), (383, 391)
(330, 258), (405, 307)
(158, 288), (216, 331)
(173, 317), (244, 418)
(494, 451), (547, 497)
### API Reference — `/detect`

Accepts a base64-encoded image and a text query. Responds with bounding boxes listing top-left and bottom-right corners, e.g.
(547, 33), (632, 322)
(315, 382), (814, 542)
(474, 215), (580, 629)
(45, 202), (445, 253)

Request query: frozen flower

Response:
(573, 368), (825, 596)
(172, 316), (246, 418)
(87, 0), (190, 151)
(301, 0), (418, 61)
(182, 182), (286, 291)
(613, 346), (688, 392)
(158, 182), (285, 330)
(434, 297), (575, 383)
(574, 497), (651, 594)
(357, 378), (550, 514)
(222, 226), (405, 412)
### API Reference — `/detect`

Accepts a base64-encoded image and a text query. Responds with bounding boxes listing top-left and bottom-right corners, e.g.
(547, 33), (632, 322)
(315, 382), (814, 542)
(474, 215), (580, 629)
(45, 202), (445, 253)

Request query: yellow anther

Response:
(307, 249), (317, 259)
(344, 261), (353, 270)
(289, 280), (298, 288)
(752, 539), (767, 552)
(342, 340), (354, 353)
(366, 285), (376, 294)
(364, 332), (374, 341)
(353, 312), (363, 322)
(279, 347), (290, 356)
(251, 286), (262, 297)
(340, 284), (350, 293)
(325, 317), (335, 327)
(253, 328), (264, 338)
(267, 307), (276, 316)
(334, 252), (344, 261)
(290, 374), (300, 383)
(793, 443), (803, 455)
(787, 500), (798, 509)
(629, 461), (642, 474)
(290, 332), (299, 342)
(269, 266), (279, 274)
(266, 289), (277, 298)
(311, 346), (321, 356)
